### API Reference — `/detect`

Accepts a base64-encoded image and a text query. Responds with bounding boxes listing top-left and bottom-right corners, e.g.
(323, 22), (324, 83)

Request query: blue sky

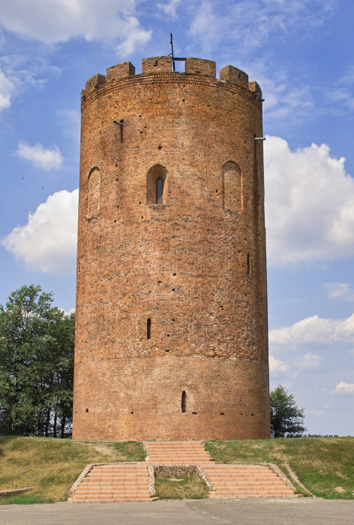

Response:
(0, 0), (353, 436)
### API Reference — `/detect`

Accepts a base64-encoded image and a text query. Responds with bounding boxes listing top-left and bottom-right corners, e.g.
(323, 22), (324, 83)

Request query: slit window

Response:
(247, 253), (251, 277)
(156, 177), (164, 204)
(147, 164), (167, 204)
(147, 318), (151, 340)
(181, 391), (187, 414)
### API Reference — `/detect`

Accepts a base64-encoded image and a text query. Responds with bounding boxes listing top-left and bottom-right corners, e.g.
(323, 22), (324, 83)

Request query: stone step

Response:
(211, 481), (289, 487)
(71, 444), (298, 503)
(209, 492), (298, 498)
(75, 489), (151, 495)
(72, 496), (156, 502)
(87, 471), (147, 479)
(81, 481), (148, 487)
(71, 463), (152, 503)
(203, 475), (277, 480)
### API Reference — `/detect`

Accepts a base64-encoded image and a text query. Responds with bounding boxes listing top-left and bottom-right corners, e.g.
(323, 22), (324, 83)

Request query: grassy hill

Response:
(0, 436), (353, 503)
(0, 436), (145, 504)
(205, 437), (354, 499)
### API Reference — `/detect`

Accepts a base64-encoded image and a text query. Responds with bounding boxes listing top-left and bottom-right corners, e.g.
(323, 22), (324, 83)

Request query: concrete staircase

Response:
(203, 464), (298, 498)
(70, 442), (299, 502)
(147, 441), (212, 464)
(145, 442), (298, 499)
(71, 464), (156, 502)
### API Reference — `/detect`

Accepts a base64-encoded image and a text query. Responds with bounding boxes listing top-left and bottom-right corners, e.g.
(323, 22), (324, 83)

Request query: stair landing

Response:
(146, 441), (212, 464)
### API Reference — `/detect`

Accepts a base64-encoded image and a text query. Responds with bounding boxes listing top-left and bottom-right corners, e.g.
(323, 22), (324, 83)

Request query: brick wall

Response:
(73, 57), (270, 441)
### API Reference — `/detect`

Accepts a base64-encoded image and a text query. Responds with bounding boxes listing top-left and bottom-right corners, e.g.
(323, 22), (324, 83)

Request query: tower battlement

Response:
(83, 56), (262, 98)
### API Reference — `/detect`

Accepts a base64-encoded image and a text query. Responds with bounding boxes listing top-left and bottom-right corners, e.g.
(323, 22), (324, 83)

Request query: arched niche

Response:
(222, 161), (242, 213)
(147, 164), (167, 204)
(87, 168), (101, 218)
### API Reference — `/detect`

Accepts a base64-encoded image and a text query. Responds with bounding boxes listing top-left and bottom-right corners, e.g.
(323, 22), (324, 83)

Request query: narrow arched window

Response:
(156, 177), (164, 204)
(87, 168), (101, 218)
(181, 391), (187, 414)
(147, 164), (167, 204)
(147, 318), (151, 340)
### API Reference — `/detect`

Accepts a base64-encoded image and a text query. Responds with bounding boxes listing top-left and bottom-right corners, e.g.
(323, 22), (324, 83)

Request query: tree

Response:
(270, 385), (306, 438)
(0, 285), (75, 437)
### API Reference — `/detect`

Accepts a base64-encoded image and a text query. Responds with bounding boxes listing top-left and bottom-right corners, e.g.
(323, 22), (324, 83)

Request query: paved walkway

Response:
(1, 498), (353, 525)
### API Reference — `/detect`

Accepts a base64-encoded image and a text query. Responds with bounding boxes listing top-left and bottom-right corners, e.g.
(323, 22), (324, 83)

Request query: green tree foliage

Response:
(0, 285), (74, 437)
(270, 385), (306, 438)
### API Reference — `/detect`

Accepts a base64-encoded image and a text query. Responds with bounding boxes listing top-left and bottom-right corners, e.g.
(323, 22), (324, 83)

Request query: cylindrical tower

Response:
(73, 56), (270, 441)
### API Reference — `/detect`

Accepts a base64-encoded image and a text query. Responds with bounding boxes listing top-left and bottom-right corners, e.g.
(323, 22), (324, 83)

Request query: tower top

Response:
(83, 56), (262, 100)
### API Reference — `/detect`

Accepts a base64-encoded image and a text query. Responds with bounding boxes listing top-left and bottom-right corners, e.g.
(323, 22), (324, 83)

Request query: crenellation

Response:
(85, 73), (107, 92)
(219, 65), (248, 88)
(142, 56), (172, 74)
(248, 81), (263, 99)
(106, 61), (135, 80)
(185, 57), (216, 77)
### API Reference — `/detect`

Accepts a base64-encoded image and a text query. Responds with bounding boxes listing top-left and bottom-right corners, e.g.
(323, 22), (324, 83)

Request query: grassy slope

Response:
(1, 437), (353, 504)
(0, 437), (145, 504)
(205, 437), (354, 499)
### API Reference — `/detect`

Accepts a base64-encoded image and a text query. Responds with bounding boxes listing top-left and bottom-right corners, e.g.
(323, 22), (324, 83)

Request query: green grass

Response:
(2, 436), (353, 504)
(205, 437), (354, 499)
(111, 441), (146, 462)
(154, 474), (209, 500)
(0, 436), (146, 505)
(0, 495), (53, 505)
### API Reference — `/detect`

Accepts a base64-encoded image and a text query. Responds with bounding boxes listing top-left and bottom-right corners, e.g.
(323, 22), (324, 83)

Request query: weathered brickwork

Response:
(73, 56), (270, 441)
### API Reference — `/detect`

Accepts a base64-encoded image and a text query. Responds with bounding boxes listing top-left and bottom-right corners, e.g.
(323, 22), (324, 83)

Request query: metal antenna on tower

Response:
(169, 33), (186, 72)
(170, 33), (175, 72)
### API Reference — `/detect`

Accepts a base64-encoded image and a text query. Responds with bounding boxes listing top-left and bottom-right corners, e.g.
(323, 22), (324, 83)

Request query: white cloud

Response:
(189, 0), (333, 56)
(61, 307), (75, 316)
(324, 283), (354, 301)
(269, 354), (289, 374)
(56, 108), (81, 142)
(295, 352), (322, 369)
(326, 66), (354, 112)
(265, 136), (354, 265)
(157, 0), (181, 18)
(0, 68), (14, 111)
(115, 16), (151, 56)
(334, 382), (354, 395)
(0, 0), (151, 54)
(16, 141), (63, 171)
(2, 189), (78, 274)
(307, 409), (325, 416)
(270, 314), (354, 348)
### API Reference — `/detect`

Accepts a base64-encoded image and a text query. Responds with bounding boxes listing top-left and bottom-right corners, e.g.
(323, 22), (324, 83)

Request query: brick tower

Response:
(73, 56), (270, 441)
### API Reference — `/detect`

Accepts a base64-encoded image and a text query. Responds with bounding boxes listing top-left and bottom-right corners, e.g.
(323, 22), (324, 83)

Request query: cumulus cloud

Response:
(270, 314), (354, 348)
(189, 0), (332, 56)
(307, 409), (325, 416)
(2, 189), (78, 274)
(16, 142), (63, 171)
(61, 307), (75, 316)
(323, 283), (354, 301)
(0, 68), (14, 111)
(334, 382), (354, 395)
(265, 136), (354, 265)
(269, 355), (289, 374)
(157, 0), (181, 18)
(0, 0), (151, 54)
(295, 352), (322, 369)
